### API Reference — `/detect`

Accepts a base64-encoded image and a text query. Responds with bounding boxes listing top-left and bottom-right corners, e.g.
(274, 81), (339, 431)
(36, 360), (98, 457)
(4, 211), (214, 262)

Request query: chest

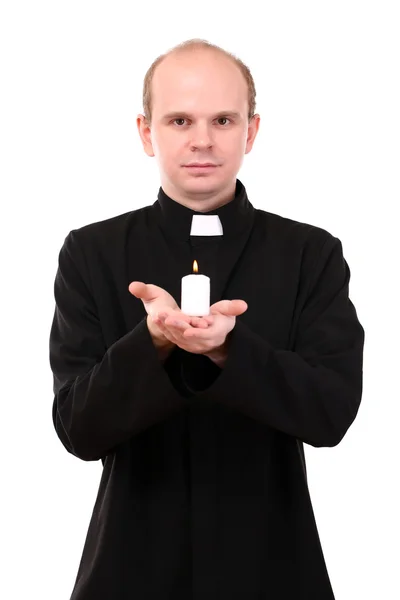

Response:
(90, 223), (303, 352)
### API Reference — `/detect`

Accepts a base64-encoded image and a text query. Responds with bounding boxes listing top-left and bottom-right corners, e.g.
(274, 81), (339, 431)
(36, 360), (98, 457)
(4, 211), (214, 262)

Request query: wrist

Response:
(205, 338), (229, 368)
(147, 315), (175, 361)
(157, 343), (175, 363)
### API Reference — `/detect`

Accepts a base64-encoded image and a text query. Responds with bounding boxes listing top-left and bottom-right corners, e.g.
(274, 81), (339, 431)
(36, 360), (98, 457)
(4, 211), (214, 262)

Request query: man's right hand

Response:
(128, 281), (212, 347)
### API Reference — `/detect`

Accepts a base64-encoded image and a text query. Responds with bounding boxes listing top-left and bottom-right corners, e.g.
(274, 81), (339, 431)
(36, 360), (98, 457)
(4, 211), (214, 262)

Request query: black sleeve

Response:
(49, 231), (188, 462)
(188, 236), (365, 448)
(179, 352), (222, 394)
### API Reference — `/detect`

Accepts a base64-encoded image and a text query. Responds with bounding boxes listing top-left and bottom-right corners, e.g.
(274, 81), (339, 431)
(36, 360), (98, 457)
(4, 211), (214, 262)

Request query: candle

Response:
(181, 260), (210, 316)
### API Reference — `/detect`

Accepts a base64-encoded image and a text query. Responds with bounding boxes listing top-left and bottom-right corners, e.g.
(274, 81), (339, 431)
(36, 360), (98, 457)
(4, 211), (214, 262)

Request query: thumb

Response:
(210, 299), (248, 316)
(128, 282), (164, 302)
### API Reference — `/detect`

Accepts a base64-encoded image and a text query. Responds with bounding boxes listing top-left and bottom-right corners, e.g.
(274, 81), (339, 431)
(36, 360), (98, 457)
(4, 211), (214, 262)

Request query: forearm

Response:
(51, 233), (189, 463)
(203, 319), (364, 447)
(51, 318), (187, 461)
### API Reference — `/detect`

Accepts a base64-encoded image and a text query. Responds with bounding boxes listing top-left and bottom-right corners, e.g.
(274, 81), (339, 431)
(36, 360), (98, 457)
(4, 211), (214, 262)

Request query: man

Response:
(50, 39), (364, 599)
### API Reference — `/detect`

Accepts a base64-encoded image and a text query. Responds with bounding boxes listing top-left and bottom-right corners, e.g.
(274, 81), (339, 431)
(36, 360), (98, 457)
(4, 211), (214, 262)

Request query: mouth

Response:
(183, 164), (220, 172)
(185, 163), (218, 167)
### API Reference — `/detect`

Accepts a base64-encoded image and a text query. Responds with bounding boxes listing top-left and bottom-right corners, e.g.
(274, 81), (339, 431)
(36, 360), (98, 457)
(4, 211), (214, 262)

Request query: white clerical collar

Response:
(190, 214), (223, 236)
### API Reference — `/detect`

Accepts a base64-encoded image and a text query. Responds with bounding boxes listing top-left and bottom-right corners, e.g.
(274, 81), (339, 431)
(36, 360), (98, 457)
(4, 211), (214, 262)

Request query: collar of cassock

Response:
(153, 178), (254, 240)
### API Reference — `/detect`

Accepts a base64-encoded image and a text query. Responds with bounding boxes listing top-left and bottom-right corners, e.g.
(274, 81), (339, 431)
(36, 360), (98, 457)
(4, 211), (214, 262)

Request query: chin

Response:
(181, 170), (222, 183)
(181, 178), (222, 192)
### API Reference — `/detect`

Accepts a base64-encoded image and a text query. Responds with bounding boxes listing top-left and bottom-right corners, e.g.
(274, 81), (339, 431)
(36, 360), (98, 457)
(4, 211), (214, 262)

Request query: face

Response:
(137, 50), (260, 207)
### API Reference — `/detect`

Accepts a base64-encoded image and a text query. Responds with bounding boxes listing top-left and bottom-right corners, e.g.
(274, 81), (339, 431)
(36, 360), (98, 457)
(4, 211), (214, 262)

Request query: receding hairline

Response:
(159, 39), (240, 63)
(151, 44), (247, 94)
(142, 39), (256, 123)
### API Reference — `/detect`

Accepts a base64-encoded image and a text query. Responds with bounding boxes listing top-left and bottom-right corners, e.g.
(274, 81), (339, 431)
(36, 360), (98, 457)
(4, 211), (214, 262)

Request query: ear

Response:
(136, 114), (155, 157)
(245, 114), (261, 155)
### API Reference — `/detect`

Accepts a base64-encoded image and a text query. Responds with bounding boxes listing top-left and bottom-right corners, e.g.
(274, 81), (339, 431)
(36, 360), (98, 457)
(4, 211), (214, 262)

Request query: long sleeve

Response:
(179, 352), (222, 393)
(49, 231), (188, 462)
(192, 235), (365, 448)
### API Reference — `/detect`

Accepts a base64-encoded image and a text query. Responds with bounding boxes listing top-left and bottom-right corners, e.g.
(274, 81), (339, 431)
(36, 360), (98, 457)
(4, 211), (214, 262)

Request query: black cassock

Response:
(50, 179), (364, 599)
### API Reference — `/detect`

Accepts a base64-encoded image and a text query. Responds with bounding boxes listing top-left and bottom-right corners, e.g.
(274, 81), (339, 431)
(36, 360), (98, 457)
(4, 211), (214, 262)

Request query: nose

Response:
(189, 122), (213, 150)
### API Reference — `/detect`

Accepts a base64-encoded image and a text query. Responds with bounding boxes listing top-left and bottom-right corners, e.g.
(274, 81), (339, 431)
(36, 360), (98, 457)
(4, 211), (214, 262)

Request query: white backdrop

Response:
(1, 1), (399, 598)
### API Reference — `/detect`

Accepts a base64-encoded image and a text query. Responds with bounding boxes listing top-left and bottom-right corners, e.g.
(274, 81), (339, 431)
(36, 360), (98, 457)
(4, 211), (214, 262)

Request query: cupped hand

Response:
(128, 281), (213, 343)
(155, 298), (248, 355)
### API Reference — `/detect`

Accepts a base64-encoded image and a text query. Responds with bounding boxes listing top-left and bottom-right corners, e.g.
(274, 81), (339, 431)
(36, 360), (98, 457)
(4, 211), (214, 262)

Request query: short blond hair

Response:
(142, 39), (256, 124)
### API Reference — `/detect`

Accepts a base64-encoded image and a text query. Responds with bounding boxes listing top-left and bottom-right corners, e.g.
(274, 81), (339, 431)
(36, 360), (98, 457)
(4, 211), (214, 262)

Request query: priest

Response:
(49, 39), (364, 599)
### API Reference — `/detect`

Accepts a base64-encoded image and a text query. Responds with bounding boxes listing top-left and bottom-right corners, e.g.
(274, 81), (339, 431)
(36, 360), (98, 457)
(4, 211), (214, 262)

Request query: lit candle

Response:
(181, 260), (210, 316)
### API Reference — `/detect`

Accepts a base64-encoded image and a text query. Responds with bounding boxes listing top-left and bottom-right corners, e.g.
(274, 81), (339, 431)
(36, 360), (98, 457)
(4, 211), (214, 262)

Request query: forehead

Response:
(151, 50), (248, 116)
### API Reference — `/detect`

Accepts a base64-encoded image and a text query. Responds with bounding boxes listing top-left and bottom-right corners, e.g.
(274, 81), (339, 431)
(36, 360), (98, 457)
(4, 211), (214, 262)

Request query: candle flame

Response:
(193, 260), (198, 273)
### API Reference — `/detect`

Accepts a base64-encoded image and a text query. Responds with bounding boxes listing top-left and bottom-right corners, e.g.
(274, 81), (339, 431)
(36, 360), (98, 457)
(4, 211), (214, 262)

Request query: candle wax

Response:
(181, 273), (210, 316)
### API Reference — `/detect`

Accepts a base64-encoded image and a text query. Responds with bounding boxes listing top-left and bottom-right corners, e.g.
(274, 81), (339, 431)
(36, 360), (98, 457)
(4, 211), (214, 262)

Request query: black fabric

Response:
(155, 178), (253, 240)
(49, 178), (364, 599)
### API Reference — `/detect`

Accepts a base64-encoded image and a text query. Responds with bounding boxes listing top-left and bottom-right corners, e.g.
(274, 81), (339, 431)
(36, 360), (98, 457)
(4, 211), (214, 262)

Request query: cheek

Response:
(158, 136), (182, 162)
(221, 131), (247, 154)
(151, 129), (175, 152)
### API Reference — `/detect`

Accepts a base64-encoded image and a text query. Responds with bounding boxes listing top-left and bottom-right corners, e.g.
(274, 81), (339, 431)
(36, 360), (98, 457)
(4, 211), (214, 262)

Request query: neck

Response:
(161, 178), (236, 212)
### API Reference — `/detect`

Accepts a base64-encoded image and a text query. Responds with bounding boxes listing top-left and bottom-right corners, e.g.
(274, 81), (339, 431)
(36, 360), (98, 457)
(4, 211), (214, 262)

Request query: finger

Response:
(160, 309), (212, 327)
(182, 314), (215, 334)
(164, 316), (192, 332)
(183, 326), (211, 339)
(155, 318), (181, 344)
(159, 311), (193, 334)
(128, 281), (149, 299)
(162, 309), (193, 324)
(203, 315), (214, 325)
(210, 299), (248, 316)
(190, 316), (213, 328)
(156, 308), (190, 323)
(157, 309), (175, 321)
(128, 282), (167, 302)
(165, 309), (212, 327)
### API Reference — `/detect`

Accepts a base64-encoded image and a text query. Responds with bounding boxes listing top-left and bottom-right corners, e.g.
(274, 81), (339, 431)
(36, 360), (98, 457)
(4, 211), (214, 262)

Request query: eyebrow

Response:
(162, 111), (242, 121)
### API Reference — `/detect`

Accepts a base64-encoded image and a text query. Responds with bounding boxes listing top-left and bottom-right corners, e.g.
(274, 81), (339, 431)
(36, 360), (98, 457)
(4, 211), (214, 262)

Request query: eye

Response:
(216, 117), (231, 126)
(171, 117), (232, 127)
(173, 118), (187, 126)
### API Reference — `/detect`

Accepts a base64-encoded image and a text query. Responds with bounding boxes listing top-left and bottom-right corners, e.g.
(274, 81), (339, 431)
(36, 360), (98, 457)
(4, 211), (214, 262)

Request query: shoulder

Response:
(66, 206), (152, 249)
(255, 207), (340, 256)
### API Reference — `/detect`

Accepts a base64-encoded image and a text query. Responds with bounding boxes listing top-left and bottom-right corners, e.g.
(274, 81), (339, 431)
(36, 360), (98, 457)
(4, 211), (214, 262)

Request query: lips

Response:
(185, 163), (218, 167)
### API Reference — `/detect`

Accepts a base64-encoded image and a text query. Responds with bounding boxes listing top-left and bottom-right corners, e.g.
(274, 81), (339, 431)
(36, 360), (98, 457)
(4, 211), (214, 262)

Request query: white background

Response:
(1, 1), (399, 598)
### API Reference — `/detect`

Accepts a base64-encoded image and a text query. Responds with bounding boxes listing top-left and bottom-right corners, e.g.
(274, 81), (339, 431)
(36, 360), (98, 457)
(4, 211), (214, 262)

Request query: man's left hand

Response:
(154, 299), (248, 361)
